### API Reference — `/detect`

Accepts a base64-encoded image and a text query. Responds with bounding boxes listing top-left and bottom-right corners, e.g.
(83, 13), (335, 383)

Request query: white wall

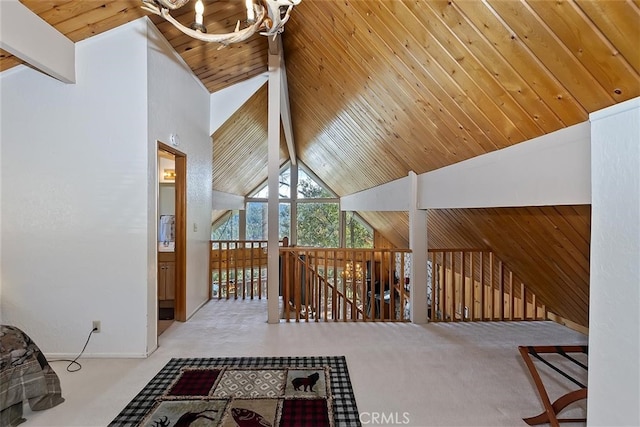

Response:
(146, 22), (212, 327)
(209, 72), (267, 134)
(0, 18), (214, 356)
(0, 20), (149, 356)
(588, 98), (640, 426)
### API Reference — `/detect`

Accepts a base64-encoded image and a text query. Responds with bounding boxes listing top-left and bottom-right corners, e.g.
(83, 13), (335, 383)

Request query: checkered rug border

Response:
(109, 356), (360, 427)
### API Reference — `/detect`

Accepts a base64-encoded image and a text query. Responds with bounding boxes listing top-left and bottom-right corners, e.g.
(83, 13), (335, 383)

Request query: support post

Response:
(267, 45), (282, 323)
(409, 171), (428, 323)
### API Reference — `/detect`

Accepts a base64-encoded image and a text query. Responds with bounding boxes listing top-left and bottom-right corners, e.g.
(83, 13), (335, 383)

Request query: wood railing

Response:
(209, 239), (286, 300)
(209, 241), (547, 323)
(427, 250), (546, 322)
(280, 247), (412, 322)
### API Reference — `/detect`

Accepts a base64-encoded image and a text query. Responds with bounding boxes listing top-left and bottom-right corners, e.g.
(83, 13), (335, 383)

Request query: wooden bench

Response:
(518, 345), (588, 427)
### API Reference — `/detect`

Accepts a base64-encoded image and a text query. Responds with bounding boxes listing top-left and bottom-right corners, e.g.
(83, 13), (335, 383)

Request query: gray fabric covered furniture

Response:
(0, 325), (65, 426)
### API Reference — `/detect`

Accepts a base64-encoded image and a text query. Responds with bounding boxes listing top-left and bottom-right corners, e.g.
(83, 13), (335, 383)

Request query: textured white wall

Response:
(588, 98), (640, 426)
(146, 22), (212, 326)
(0, 20), (149, 356)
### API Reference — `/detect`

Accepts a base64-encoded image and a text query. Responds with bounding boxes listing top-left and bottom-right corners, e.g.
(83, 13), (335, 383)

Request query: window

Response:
(297, 202), (339, 247)
(211, 162), (373, 248)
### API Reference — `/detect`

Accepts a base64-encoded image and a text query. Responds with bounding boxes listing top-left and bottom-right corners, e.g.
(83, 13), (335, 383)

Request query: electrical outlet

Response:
(92, 320), (101, 333)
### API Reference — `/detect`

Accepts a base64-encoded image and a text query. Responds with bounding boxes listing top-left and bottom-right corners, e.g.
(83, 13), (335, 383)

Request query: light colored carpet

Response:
(22, 298), (588, 427)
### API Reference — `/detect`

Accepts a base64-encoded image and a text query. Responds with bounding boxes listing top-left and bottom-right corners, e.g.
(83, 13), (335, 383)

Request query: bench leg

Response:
(523, 387), (587, 426)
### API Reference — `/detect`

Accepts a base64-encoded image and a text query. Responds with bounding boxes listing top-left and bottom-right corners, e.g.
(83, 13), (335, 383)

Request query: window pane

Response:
(251, 185), (269, 198)
(297, 203), (339, 247)
(345, 211), (373, 248)
(211, 211), (239, 240)
(279, 168), (291, 199)
(246, 202), (290, 241)
(297, 169), (333, 199)
(246, 202), (268, 240)
(279, 203), (290, 240)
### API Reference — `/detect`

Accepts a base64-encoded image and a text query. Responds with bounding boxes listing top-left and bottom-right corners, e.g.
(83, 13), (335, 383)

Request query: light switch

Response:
(193, 223), (198, 232)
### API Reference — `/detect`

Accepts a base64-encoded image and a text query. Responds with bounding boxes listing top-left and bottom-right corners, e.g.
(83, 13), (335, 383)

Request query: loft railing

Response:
(209, 239), (287, 299)
(209, 241), (547, 323)
(279, 247), (412, 322)
(427, 250), (546, 322)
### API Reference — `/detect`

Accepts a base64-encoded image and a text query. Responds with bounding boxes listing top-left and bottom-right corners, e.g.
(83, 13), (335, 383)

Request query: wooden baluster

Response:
(294, 253), (300, 322)
(322, 250), (327, 322)
(341, 249), (347, 321)
(249, 242), (254, 300)
(469, 252), (474, 321)
(331, 250), (340, 322)
(499, 260), (504, 321)
(461, 251), (466, 321)
(509, 271), (514, 320)
(489, 252), (494, 320)
(236, 242), (246, 299)
(430, 252), (436, 322)
(312, 250), (318, 321)
(451, 252), (457, 322)
(532, 293), (537, 320)
(521, 283), (526, 320)
(480, 252), (485, 321)
(225, 242), (230, 300)
(282, 249), (289, 321)
(442, 252), (448, 322)
(305, 252), (310, 322)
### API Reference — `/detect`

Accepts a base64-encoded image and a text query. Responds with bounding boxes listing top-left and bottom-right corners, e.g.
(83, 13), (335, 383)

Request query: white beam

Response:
(341, 176), (411, 211)
(0, 0), (75, 83)
(209, 72), (268, 134)
(418, 122), (591, 209)
(278, 43), (296, 165)
(212, 190), (245, 210)
(267, 35), (296, 164)
(267, 49), (281, 324)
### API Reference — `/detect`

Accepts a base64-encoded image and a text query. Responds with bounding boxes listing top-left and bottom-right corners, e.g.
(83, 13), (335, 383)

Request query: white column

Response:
(588, 97), (640, 426)
(267, 51), (281, 323)
(409, 171), (428, 323)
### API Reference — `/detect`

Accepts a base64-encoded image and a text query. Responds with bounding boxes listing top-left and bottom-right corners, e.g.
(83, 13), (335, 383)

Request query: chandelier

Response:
(142, 0), (301, 47)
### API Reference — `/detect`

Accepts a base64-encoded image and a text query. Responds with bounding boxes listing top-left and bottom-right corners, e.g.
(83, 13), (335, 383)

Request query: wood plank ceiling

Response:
(2, 0), (639, 327)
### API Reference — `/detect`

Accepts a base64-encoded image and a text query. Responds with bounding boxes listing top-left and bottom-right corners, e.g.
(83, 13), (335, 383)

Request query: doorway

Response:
(157, 143), (187, 335)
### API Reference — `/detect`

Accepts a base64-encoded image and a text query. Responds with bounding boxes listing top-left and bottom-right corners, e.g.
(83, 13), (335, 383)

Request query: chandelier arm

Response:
(142, 1), (268, 46)
(155, 0), (191, 10)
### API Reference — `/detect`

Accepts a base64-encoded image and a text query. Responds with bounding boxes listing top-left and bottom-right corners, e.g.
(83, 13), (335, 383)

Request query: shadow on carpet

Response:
(109, 356), (360, 427)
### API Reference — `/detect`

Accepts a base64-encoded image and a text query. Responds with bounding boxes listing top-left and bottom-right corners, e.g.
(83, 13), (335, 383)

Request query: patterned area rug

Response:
(109, 356), (360, 427)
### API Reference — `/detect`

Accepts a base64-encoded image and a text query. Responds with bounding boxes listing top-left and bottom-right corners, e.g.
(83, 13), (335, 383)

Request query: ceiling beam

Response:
(0, 0), (75, 83)
(419, 122), (591, 209)
(212, 190), (245, 210)
(341, 176), (411, 211)
(269, 35), (296, 164)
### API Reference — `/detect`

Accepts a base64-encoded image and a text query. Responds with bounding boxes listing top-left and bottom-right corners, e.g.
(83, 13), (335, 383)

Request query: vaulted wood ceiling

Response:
(2, 0), (639, 327)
